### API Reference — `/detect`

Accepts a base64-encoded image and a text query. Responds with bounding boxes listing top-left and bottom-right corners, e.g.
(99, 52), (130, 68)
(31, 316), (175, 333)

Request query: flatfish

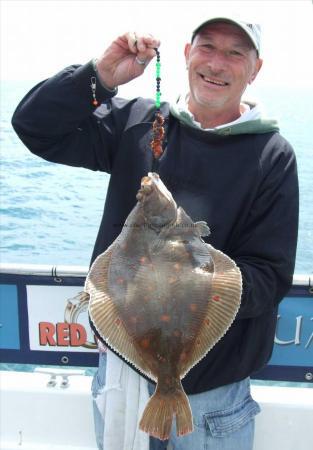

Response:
(85, 172), (242, 440)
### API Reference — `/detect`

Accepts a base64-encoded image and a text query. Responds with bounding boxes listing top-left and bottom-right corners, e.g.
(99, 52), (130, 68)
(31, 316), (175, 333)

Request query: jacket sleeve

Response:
(231, 139), (299, 319)
(11, 61), (121, 173)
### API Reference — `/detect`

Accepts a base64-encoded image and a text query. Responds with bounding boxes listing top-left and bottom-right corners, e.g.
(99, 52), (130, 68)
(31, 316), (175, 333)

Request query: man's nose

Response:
(205, 50), (227, 73)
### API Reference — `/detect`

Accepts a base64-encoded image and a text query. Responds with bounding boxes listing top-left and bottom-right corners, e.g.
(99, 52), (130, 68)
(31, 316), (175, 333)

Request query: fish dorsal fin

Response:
(85, 246), (155, 381)
(179, 244), (242, 377)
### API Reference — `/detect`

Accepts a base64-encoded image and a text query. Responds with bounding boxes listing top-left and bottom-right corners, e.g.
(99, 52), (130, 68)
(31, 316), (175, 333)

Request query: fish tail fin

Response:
(174, 387), (193, 437)
(139, 382), (193, 440)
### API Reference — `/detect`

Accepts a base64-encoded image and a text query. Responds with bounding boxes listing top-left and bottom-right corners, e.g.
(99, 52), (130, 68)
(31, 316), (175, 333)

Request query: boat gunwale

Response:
(0, 262), (312, 286)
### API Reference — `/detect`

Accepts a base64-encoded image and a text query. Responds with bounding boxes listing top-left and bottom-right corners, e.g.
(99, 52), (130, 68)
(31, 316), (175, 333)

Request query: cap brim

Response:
(192, 17), (259, 55)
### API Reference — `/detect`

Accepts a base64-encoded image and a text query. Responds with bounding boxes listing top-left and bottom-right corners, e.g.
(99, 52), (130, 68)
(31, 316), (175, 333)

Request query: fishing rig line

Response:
(150, 48), (165, 159)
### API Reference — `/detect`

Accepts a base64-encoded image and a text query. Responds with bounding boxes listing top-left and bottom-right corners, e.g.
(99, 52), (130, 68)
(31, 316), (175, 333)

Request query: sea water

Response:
(1, 81), (312, 273)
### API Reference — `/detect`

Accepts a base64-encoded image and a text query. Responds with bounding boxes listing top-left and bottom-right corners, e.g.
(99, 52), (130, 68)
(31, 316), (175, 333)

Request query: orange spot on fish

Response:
(173, 329), (182, 338)
(189, 303), (197, 312)
(212, 295), (220, 302)
(140, 338), (150, 349)
(140, 256), (147, 264)
(115, 318), (121, 326)
(160, 314), (171, 322)
(205, 318), (210, 326)
(116, 277), (124, 284)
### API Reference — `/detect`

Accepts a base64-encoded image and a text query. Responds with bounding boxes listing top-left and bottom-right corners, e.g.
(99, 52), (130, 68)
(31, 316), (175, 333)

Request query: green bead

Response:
(155, 56), (161, 108)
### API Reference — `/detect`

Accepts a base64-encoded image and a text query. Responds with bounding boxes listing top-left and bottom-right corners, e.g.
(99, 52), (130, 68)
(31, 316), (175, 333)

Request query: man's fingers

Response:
(126, 32), (160, 54)
(125, 32), (138, 53)
(138, 47), (159, 63)
(136, 35), (160, 52)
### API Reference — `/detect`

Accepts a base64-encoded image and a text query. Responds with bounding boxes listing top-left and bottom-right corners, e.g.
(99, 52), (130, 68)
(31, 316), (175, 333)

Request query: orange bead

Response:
(160, 314), (171, 322)
(155, 113), (165, 124)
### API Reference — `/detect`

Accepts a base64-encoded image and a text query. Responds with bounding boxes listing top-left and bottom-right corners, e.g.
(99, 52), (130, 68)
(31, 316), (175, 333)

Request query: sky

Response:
(1, 0), (313, 101)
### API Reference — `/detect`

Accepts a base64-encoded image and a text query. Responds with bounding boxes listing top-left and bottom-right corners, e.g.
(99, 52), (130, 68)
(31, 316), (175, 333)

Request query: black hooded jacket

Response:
(11, 61), (299, 394)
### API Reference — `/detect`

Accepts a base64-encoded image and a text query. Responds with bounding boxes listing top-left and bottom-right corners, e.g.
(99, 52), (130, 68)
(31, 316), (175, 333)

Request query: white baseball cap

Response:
(191, 16), (261, 56)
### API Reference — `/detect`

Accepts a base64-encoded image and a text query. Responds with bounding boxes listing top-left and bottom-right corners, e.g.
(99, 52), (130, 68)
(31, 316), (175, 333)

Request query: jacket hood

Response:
(169, 99), (279, 135)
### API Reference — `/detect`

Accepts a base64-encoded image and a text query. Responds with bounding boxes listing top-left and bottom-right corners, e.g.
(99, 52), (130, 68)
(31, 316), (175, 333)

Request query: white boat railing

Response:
(0, 263), (88, 277)
(0, 262), (312, 286)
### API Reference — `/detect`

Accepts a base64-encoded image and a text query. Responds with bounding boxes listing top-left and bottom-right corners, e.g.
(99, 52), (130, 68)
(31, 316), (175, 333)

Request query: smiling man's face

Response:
(185, 22), (263, 124)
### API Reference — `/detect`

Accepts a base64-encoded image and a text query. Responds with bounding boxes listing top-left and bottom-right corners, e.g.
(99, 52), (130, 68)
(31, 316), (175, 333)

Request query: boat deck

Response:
(1, 370), (312, 450)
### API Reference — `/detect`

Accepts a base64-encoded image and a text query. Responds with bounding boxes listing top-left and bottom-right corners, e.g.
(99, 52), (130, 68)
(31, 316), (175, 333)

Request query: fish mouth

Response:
(136, 175), (154, 201)
(136, 173), (174, 205)
(136, 173), (162, 201)
(148, 172), (173, 203)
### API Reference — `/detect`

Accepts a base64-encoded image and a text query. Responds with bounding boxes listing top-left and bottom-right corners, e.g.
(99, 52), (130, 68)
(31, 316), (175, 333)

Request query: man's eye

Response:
(200, 44), (214, 50)
(229, 50), (243, 56)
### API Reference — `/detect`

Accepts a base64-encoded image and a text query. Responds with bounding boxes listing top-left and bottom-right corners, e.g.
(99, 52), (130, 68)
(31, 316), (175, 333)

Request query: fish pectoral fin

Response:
(180, 244), (242, 377)
(85, 247), (154, 380)
(195, 221), (211, 237)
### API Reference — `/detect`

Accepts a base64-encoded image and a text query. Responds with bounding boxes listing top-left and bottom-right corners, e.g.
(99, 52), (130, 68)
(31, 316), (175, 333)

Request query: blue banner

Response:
(0, 284), (20, 350)
(271, 297), (312, 366)
(0, 272), (312, 382)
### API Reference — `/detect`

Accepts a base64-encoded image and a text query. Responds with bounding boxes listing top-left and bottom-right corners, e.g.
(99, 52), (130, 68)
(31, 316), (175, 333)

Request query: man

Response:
(12, 16), (298, 450)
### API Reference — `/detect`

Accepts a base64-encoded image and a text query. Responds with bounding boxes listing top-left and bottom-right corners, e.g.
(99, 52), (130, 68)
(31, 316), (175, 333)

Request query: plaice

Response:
(85, 172), (242, 440)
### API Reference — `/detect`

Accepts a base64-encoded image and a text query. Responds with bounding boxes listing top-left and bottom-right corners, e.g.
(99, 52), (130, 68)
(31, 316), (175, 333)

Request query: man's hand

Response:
(95, 32), (160, 89)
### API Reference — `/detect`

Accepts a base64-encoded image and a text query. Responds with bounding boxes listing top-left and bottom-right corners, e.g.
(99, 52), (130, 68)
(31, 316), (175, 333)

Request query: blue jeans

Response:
(91, 353), (107, 450)
(92, 353), (260, 450)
